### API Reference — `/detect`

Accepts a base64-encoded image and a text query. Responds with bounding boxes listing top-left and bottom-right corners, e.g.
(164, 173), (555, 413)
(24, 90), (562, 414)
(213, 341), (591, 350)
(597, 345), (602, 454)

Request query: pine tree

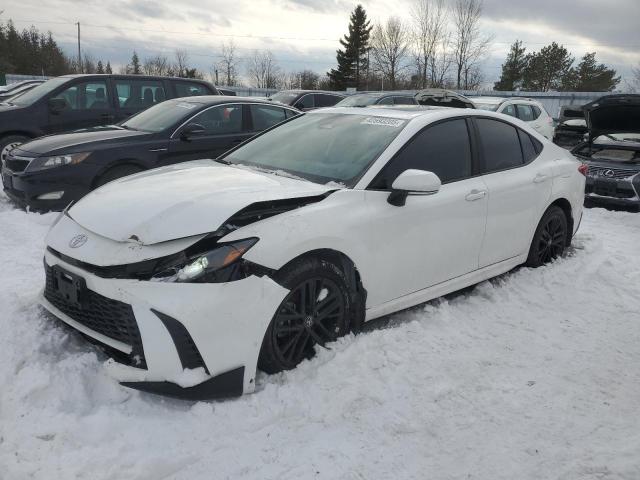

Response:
(561, 52), (620, 92)
(129, 51), (141, 74)
(96, 60), (105, 74)
(494, 40), (527, 91)
(327, 5), (372, 90)
(105, 61), (113, 74)
(522, 42), (573, 92)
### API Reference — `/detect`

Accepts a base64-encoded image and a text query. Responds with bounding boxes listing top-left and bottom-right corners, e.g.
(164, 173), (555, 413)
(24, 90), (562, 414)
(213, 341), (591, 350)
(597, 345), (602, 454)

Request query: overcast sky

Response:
(3, 0), (640, 87)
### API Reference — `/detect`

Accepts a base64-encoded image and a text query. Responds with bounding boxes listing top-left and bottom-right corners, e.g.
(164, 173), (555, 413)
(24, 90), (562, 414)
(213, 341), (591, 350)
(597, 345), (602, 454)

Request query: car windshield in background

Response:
(8, 77), (69, 106)
(336, 95), (379, 107)
(474, 103), (499, 111)
(270, 92), (299, 103)
(226, 113), (406, 186)
(121, 100), (202, 133)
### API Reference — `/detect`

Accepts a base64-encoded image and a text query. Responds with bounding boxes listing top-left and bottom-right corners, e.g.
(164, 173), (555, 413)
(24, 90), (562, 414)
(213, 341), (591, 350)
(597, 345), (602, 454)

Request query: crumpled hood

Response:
(68, 160), (334, 244)
(584, 94), (640, 138)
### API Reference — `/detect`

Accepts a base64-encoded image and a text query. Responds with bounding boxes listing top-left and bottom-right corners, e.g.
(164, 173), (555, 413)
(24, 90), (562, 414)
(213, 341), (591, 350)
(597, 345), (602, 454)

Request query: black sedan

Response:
(2, 96), (300, 211)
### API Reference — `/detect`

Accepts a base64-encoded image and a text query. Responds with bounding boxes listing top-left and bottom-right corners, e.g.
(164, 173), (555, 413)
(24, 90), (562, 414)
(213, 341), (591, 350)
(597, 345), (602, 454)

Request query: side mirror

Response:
(180, 123), (206, 140)
(294, 102), (305, 110)
(388, 169), (441, 206)
(48, 97), (67, 114)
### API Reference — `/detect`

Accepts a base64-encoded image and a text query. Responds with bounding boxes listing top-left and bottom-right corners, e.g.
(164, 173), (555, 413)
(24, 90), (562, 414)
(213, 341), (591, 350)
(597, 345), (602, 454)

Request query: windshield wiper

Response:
(214, 157), (232, 165)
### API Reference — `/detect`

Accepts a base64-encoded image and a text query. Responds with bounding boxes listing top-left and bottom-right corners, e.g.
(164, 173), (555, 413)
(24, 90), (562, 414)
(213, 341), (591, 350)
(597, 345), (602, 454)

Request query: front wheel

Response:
(0, 135), (30, 164)
(526, 206), (568, 267)
(258, 258), (353, 374)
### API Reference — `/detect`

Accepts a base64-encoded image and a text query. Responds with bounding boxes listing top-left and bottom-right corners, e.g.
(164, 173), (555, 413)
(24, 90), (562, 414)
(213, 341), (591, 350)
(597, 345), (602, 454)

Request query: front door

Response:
(165, 104), (253, 164)
(362, 118), (488, 306)
(46, 79), (116, 134)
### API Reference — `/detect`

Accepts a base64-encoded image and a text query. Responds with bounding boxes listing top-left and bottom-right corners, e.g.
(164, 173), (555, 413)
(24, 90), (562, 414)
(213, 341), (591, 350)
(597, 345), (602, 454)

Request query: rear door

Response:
(473, 117), (552, 267)
(165, 103), (252, 164)
(46, 78), (117, 134)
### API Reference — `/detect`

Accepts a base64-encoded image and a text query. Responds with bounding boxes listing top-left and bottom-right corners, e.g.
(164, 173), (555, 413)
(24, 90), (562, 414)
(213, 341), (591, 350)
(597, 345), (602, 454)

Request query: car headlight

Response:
(151, 238), (259, 283)
(27, 152), (91, 172)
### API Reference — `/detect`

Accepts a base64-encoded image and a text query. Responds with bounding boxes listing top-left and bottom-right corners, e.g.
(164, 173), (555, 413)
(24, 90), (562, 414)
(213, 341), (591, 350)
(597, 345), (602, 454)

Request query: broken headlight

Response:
(151, 238), (258, 283)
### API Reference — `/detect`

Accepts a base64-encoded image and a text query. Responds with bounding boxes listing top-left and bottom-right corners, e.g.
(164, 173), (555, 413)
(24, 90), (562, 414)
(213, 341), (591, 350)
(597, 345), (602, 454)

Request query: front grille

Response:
(4, 154), (32, 173)
(587, 183), (637, 199)
(588, 166), (639, 179)
(44, 264), (146, 368)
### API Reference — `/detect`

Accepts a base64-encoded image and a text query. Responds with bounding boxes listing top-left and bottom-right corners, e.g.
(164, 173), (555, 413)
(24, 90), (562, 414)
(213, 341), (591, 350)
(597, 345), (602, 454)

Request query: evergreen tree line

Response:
(494, 40), (620, 92)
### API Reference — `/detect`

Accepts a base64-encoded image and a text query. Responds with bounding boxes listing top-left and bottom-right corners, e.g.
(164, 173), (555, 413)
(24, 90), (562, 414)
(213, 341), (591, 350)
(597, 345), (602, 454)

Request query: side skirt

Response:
(364, 254), (527, 321)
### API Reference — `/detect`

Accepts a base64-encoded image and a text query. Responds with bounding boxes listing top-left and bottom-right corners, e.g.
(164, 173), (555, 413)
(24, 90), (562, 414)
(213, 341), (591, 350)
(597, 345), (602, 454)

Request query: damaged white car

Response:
(42, 107), (586, 399)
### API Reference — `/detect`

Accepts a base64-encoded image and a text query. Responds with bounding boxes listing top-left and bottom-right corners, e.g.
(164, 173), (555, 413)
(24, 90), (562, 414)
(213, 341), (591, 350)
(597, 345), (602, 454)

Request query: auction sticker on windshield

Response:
(361, 117), (406, 128)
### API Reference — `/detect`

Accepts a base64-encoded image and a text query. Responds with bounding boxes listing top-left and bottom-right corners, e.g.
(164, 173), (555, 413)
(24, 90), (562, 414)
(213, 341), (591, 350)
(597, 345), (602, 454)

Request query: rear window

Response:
(476, 118), (524, 173)
(173, 81), (211, 97)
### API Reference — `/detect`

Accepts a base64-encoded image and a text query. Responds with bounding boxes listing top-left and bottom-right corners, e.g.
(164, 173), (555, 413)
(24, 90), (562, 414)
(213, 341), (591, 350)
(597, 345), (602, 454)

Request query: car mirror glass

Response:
(48, 98), (67, 114)
(180, 123), (206, 140)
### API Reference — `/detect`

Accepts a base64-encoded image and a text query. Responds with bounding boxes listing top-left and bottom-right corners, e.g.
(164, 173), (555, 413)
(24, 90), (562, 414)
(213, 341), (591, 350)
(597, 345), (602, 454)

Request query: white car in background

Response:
(41, 106), (585, 399)
(472, 96), (555, 140)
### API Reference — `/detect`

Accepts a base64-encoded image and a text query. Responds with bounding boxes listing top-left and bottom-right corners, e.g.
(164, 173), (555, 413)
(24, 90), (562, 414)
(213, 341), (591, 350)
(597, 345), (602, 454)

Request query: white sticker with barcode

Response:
(361, 117), (405, 127)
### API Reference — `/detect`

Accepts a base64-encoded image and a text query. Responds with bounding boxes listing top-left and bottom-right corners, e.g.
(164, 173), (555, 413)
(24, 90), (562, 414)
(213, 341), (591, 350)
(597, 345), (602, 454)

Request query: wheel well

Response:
(92, 161), (145, 189)
(0, 131), (35, 142)
(276, 248), (367, 330)
(549, 198), (573, 245)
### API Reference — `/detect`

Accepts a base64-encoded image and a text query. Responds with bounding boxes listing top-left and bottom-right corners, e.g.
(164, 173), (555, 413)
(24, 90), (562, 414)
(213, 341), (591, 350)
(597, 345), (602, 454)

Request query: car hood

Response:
(18, 126), (151, 155)
(68, 160), (335, 245)
(583, 94), (640, 138)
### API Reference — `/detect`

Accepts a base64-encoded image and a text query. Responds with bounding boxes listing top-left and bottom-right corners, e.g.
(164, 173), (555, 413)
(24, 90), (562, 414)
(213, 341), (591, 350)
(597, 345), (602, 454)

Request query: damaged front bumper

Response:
(41, 249), (289, 400)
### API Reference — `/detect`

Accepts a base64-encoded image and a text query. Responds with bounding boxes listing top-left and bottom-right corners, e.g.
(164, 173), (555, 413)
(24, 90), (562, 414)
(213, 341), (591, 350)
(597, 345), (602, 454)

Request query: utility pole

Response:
(76, 22), (82, 73)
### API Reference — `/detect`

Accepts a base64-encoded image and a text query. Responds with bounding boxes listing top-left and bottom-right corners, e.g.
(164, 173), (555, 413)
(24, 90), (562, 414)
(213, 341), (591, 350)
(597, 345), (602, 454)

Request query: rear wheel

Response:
(526, 206), (568, 267)
(258, 258), (353, 374)
(94, 165), (143, 188)
(0, 135), (30, 164)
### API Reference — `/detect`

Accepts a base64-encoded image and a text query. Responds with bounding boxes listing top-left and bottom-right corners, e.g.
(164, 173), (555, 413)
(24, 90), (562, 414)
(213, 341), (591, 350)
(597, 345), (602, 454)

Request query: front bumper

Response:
(585, 173), (640, 208)
(1, 167), (90, 212)
(41, 250), (289, 399)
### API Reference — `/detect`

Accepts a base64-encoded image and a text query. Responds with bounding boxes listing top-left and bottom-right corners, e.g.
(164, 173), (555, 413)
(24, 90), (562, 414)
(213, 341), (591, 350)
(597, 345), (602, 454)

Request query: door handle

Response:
(465, 189), (486, 201)
(533, 173), (548, 183)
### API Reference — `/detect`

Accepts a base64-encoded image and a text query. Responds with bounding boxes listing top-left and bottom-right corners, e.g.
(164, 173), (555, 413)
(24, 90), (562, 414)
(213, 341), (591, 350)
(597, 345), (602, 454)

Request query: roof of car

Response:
(169, 95), (298, 108)
(471, 96), (506, 104)
(313, 105), (459, 120)
(348, 92), (415, 98)
(275, 90), (345, 96)
(59, 74), (212, 83)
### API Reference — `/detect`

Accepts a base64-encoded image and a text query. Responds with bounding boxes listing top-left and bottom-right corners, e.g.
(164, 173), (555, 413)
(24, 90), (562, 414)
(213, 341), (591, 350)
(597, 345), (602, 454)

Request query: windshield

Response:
(9, 77), (69, 106)
(269, 92), (299, 104)
(225, 112), (406, 185)
(336, 95), (379, 107)
(474, 103), (499, 111)
(121, 100), (202, 133)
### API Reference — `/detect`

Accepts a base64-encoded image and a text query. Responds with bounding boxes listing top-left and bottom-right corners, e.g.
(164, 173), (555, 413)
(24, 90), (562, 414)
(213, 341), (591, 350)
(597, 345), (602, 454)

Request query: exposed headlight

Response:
(27, 152), (91, 172)
(151, 238), (258, 283)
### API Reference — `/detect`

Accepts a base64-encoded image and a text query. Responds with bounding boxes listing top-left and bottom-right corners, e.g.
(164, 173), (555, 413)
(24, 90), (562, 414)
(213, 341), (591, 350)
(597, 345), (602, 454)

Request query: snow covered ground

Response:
(1, 192), (639, 480)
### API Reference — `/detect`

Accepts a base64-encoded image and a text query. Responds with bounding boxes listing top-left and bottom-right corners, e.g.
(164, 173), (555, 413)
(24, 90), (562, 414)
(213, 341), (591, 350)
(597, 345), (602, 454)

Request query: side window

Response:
(516, 104), (535, 122)
(51, 81), (110, 110)
(189, 104), (243, 135)
(476, 118), (524, 173)
(518, 129), (539, 163)
(284, 109), (299, 119)
(251, 105), (287, 131)
(393, 96), (415, 105)
(296, 94), (314, 109)
(377, 96), (394, 105)
(174, 81), (211, 98)
(370, 119), (472, 189)
(531, 105), (541, 119)
(316, 94), (342, 107)
(115, 79), (166, 110)
(500, 104), (516, 117)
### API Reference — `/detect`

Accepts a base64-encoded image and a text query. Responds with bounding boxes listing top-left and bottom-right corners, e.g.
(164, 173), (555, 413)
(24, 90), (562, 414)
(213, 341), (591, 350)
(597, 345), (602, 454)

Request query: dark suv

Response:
(0, 74), (218, 162)
(267, 90), (345, 111)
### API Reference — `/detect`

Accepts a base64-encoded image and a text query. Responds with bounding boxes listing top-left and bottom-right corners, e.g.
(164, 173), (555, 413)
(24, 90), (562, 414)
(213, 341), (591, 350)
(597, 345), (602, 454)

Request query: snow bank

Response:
(1, 192), (639, 480)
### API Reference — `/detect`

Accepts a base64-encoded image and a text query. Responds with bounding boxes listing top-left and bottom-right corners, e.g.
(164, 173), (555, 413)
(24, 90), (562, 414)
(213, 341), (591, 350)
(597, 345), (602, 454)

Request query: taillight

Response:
(578, 164), (588, 176)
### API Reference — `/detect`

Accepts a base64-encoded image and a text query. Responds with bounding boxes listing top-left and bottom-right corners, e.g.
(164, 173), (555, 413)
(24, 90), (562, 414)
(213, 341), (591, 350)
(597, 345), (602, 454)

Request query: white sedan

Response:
(41, 106), (586, 399)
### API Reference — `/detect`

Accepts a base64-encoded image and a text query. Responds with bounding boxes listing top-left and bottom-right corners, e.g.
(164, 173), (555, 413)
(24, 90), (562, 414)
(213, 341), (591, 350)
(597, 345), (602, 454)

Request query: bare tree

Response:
(633, 63), (640, 90)
(217, 40), (240, 86)
(247, 50), (281, 88)
(411, 0), (449, 88)
(371, 17), (410, 90)
(452, 0), (492, 89)
(143, 54), (169, 76)
(174, 49), (189, 77)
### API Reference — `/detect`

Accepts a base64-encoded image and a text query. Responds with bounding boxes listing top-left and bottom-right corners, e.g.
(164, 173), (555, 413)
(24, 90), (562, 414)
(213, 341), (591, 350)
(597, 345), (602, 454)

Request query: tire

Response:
(258, 257), (354, 374)
(94, 165), (143, 188)
(525, 205), (568, 268)
(0, 135), (30, 164)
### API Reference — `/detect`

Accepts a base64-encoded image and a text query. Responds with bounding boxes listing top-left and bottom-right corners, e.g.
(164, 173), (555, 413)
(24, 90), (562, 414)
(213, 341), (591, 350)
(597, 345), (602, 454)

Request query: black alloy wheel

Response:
(526, 205), (568, 267)
(259, 258), (352, 373)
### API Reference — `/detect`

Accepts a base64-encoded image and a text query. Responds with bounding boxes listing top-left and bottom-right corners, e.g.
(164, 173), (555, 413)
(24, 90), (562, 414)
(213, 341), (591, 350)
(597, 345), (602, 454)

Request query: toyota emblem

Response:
(69, 234), (88, 248)
(602, 169), (615, 177)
